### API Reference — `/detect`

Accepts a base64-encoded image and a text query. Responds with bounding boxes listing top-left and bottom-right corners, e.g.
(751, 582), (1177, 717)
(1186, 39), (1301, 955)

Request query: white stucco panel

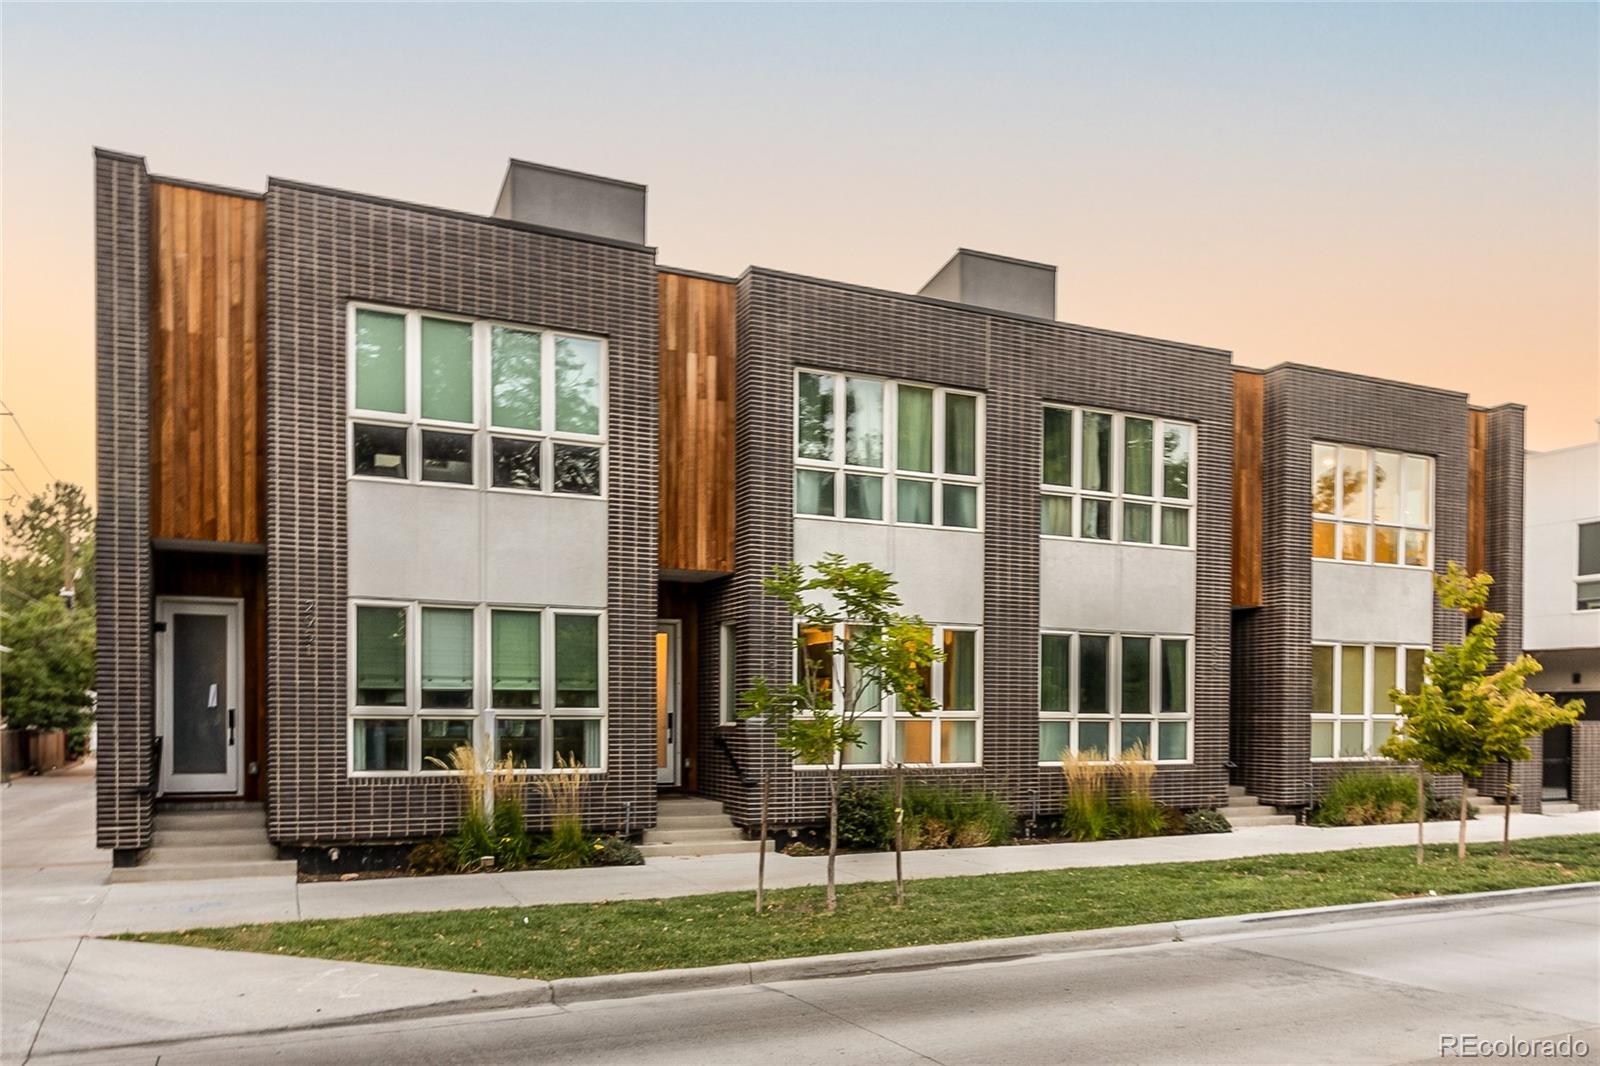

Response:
(1311, 561), (1434, 646)
(792, 519), (984, 624)
(484, 492), (607, 608)
(1039, 540), (1196, 634)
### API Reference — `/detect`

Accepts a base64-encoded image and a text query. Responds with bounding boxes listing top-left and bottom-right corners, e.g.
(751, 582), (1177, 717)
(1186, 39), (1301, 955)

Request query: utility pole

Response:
(58, 491), (77, 610)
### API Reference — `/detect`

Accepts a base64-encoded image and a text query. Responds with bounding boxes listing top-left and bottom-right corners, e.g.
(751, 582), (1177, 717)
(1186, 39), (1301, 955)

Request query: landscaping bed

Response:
(123, 835), (1600, 982)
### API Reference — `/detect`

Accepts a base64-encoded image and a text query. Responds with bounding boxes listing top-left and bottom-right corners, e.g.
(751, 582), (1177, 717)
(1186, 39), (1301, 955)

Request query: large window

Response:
(795, 370), (982, 529)
(349, 304), (605, 497)
(792, 622), (981, 767)
(1040, 407), (1195, 548)
(1310, 642), (1425, 760)
(1038, 631), (1191, 763)
(349, 601), (605, 775)
(1578, 521), (1600, 611)
(1311, 444), (1432, 567)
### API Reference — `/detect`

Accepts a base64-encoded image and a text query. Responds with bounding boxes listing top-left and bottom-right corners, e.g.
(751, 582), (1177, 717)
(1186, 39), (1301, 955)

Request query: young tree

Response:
(740, 555), (940, 913)
(3, 482), (95, 611)
(1, 595), (95, 731)
(1381, 564), (1581, 862)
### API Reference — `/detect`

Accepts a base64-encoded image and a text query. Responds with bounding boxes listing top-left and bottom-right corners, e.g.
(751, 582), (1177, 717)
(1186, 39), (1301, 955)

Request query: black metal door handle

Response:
(228, 708), (236, 747)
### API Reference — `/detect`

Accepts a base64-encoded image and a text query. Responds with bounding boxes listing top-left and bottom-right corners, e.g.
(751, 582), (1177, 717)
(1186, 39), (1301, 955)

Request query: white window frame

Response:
(1036, 630), (1195, 765)
(1310, 444), (1434, 569)
(1039, 405), (1197, 550)
(347, 302), (608, 500)
(1310, 641), (1424, 762)
(1576, 519), (1600, 612)
(790, 621), (983, 769)
(718, 623), (738, 725)
(347, 599), (608, 777)
(793, 369), (984, 531)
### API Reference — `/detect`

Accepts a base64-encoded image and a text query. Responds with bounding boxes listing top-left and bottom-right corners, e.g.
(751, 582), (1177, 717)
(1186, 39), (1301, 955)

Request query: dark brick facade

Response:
(262, 180), (659, 843)
(1574, 721), (1600, 811)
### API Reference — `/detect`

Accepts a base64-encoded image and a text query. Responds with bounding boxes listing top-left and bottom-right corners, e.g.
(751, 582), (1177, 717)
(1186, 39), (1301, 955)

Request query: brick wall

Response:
(94, 150), (155, 852)
(263, 181), (659, 844)
(1574, 721), (1600, 811)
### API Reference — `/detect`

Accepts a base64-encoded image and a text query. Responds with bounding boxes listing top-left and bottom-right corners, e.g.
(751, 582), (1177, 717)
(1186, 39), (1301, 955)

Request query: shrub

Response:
(1426, 784), (1477, 821)
(593, 835), (644, 866)
(1184, 809), (1232, 835)
(535, 754), (593, 869)
(454, 809), (499, 869)
(490, 790), (533, 870)
(1060, 750), (1114, 842)
(901, 783), (1015, 849)
(1112, 744), (1165, 838)
(837, 785), (894, 850)
(1309, 771), (1417, 826)
(407, 837), (458, 875)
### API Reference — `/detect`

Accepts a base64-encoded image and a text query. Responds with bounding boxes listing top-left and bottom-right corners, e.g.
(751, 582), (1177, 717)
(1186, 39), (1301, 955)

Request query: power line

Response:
(0, 403), (58, 485)
(1, 464), (32, 499)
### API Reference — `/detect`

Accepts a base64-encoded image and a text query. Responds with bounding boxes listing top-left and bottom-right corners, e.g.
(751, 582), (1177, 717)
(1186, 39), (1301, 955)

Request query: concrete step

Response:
(1217, 803), (1266, 818)
(1543, 802), (1580, 815)
(657, 797), (726, 816)
(109, 859), (298, 883)
(655, 813), (737, 830)
(154, 809), (267, 830)
(152, 827), (269, 847)
(144, 844), (279, 864)
(1227, 784), (1248, 797)
(1227, 814), (1298, 828)
(637, 839), (773, 859)
(643, 827), (744, 845)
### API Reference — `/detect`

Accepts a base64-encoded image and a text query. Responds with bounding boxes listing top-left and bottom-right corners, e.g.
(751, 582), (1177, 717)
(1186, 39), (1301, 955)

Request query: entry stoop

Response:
(1218, 784), (1297, 828)
(640, 795), (773, 859)
(111, 802), (297, 882)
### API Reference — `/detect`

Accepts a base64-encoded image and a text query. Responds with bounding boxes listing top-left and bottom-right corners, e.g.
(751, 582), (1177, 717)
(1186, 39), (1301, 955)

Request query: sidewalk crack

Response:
(24, 935), (84, 1065)
(766, 983), (947, 1065)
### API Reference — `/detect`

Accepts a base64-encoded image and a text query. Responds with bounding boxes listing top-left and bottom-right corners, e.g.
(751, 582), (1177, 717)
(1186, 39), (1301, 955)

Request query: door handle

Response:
(228, 708), (236, 747)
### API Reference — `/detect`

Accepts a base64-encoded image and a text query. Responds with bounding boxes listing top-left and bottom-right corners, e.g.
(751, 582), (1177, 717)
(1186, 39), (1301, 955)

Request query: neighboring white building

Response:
(1524, 422), (1600, 802)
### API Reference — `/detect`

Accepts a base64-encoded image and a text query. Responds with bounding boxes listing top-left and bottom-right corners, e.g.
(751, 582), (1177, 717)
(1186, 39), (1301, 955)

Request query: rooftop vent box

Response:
(918, 249), (1056, 320)
(493, 160), (646, 245)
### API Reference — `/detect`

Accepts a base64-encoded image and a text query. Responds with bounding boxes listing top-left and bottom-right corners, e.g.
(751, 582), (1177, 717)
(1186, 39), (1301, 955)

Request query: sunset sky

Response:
(3, 3), (1596, 509)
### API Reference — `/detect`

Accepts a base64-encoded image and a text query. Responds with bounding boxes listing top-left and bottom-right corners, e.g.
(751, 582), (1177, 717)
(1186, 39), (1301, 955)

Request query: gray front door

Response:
(158, 598), (243, 794)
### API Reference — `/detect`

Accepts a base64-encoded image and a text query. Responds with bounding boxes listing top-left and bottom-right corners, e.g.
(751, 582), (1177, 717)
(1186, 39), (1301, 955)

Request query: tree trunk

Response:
(826, 756), (840, 912)
(1415, 765), (1426, 866)
(893, 762), (905, 908)
(1501, 759), (1512, 858)
(756, 769), (770, 914)
(1457, 775), (1469, 863)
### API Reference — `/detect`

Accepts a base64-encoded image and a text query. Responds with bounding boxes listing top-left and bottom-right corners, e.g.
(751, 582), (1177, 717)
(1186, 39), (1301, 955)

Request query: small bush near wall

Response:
(1184, 809), (1232, 834)
(827, 781), (1014, 851)
(1309, 772), (1416, 826)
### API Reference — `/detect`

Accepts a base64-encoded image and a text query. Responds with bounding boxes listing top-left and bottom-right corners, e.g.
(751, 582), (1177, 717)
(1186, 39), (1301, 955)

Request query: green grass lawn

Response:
(123, 836), (1600, 981)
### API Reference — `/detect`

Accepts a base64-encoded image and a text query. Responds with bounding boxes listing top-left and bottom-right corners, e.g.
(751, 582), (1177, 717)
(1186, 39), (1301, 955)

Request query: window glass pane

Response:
(1402, 455), (1432, 526)
(1041, 495), (1073, 537)
(844, 625), (882, 713)
(1161, 423), (1192, 499)
(1123, 502), (1153, 544)
(1372, 718), (1395, 752)
(845, 378), (884, 467)
(1081, 412), (1112, 492)
(844, 474), (883, 520)
(552, 718), (601, 768)
(1405, 648), (1426, 693)
(355, 606), (406, 706)
(1340, 646), (1365, 716)
(1078, 720), (1110, 758)
(421, 607), (473, 709)
(797, 626), (834, 702)
(1578, 580), (1600, 611)
(896, 719), (932, 764)
(1372, 451), (1400, 523)
(1312, 444), (1337, 515)
(843, 721), (883, 765)
(897, 479), (933, 524)
(491, 437), (540, 490)
(491, 611), (540, 710)
(353, 718), (408, 771)
(1040, 719), (1071, 763)
(1312, 646), (1334, 713)
(554, 336), (602, 435)
(1081, 498), (1111, 540)
(1372, 646), (1398, 714)
(354, 309), (406, 413)
(896, 385), (934, 472)
(796, 469), (835, 516)
(1160, 639), (1188, 714)
(942, 483), (978, 529)
(1042, 408), (1073, 487)
(1159, 507), (1190, 547)
(944, 392), (978, 476)
(1404, 530), (1429, 568)
(1121, 637), (1151, 715)
(1079, 635), (1109, 715)
(943, 630), (976, 711)
(940, 720), (976, 764)
(1338, 721), (1365, 758)
(420, 430), (473, 485)
(1579, 522), (1600, 576)
(1341, 524), (1367, 562)
(495, 718), (541, 769)
(554, 614), (600, 709)
(1311, 720), (1334, 759)
(1157, 720), (1187, 761)
(1124, 418), (1154, 496)
(353, 423), (407, 479)
(796, 373), (835, 460)
(421, 718), (473, 769)
(552, 443), (601, 495)
(718, 624), (737, 724)
(1339, 447), (1369, 519)
(1120, 720), (1151, 759)
(490, 326), (541, 430)
(1373, 526), (1400, 565)
(420, 318), (472, 423)
(1041, 634), (1071, 713)
(1312, 520), (1336, 559)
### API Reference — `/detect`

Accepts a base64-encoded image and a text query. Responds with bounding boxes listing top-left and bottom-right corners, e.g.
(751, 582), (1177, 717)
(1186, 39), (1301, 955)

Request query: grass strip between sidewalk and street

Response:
(122, 836), (1600, 981)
